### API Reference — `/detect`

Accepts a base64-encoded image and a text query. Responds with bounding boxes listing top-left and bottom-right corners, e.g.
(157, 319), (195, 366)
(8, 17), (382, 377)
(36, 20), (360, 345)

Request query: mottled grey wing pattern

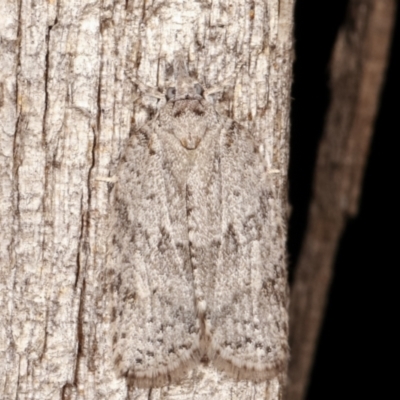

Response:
(107, 63), (288, 387)
(108, 124), (201, 387)
(186, 119), (288, 381)
(208, 122), (289, 380)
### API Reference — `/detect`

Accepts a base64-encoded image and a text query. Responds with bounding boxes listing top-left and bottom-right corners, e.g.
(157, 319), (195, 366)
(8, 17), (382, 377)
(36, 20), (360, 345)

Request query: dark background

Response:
(288, 1), (398, 398)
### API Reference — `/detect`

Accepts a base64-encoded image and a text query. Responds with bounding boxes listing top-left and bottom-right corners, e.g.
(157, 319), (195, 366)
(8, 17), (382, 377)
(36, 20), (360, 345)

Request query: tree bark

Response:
(287, 1), (397, 400)
(0, 0), (294, 399)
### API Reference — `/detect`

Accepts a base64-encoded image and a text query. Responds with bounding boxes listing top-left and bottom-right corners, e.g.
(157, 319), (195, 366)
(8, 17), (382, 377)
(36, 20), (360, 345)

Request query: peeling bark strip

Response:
(287, 1), (397, 400)
(0, 0), (294, 399)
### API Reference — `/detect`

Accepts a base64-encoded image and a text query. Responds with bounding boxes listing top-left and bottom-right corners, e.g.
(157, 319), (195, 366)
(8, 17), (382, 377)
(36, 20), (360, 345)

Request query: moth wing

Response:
(107, 125), (200, 387)
(202, 122), (288, 381)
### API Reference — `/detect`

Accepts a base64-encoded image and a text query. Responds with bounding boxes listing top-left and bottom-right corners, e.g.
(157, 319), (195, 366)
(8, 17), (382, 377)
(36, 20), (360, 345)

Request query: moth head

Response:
(166, 80), (204, 102)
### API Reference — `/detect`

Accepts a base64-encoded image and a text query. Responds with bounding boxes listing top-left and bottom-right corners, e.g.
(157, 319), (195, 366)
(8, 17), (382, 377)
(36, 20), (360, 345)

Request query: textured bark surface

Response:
(0, 0), (294, 399)
(287, 1), (397, 400)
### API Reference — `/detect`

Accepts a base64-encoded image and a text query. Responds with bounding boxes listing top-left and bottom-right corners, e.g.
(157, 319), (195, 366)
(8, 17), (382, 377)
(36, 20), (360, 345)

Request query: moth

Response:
(106, 59), (288, 387)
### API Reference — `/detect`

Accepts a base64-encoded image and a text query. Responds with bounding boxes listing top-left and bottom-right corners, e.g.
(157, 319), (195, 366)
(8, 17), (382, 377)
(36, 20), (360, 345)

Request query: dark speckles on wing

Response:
(173, 109), (185, 118)
(224, 121), (237, 147)
(225, 223), (239, 250)
(157, 225), (172, 252)
(192, 108), (205, 116)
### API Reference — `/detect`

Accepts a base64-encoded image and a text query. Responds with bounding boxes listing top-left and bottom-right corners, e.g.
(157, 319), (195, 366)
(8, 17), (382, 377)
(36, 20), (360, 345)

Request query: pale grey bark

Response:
(0, 1), (294, 399)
